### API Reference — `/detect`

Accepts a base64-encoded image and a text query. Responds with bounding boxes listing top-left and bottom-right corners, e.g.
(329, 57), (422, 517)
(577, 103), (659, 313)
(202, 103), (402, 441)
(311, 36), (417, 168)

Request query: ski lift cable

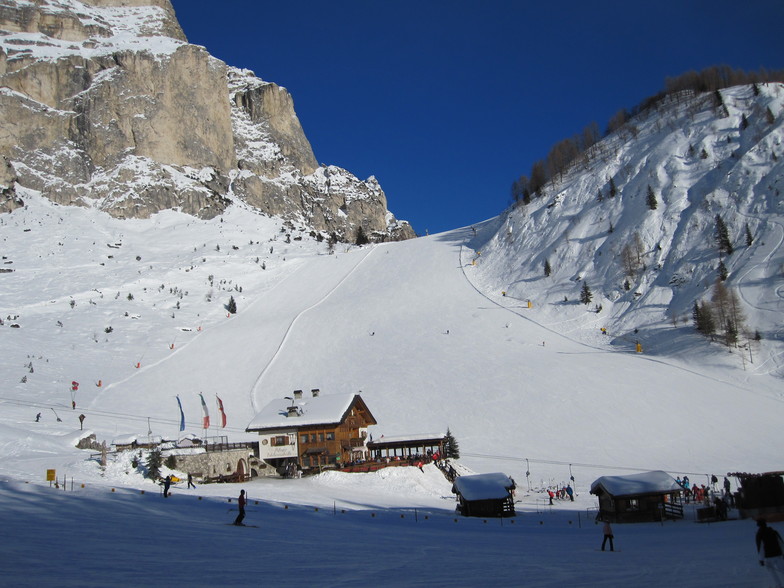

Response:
(460, 451), (712, 478)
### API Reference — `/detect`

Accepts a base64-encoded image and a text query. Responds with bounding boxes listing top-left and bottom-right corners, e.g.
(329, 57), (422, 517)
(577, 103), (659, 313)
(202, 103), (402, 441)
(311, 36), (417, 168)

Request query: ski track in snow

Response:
(247, 246), (376, 412)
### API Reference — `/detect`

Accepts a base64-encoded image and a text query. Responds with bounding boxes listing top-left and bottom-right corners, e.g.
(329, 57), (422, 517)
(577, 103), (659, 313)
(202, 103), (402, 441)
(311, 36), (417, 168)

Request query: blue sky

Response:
(170, 1), (783, 235)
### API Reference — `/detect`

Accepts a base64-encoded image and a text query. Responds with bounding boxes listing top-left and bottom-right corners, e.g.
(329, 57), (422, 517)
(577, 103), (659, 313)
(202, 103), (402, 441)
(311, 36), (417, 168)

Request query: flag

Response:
(216, 395), (227, 428)
(199, 392), (210, 429)
(176, 395), (185, 432)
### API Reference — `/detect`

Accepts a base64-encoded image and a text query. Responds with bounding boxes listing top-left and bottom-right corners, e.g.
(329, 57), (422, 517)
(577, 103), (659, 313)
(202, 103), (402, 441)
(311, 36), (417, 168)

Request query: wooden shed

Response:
(452, 473), (516, 518)
(731, 471), (784, 522)
(590, 470), (683, 523)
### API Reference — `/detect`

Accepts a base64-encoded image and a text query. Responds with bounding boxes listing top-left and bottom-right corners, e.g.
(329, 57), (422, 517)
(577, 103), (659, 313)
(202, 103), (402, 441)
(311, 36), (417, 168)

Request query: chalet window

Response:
(271, 435), (288, 446)
(310, 434), (317, 443)
(318, 433), (325, 442)
(300, 434), (308, 444)
(325, 432), (335, 441)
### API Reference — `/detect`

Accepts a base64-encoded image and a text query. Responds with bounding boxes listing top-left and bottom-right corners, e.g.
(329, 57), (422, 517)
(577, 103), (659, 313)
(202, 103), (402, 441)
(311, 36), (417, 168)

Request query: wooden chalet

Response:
(731, 471), (784, 522)
(245, 390), (377, 475)
(452, 473), (516, 518)
(590, 470), (684, 523)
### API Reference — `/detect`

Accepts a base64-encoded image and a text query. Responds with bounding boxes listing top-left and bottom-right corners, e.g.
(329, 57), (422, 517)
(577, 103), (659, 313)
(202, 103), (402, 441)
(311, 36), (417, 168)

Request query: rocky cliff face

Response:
(0, 0), (414, 240)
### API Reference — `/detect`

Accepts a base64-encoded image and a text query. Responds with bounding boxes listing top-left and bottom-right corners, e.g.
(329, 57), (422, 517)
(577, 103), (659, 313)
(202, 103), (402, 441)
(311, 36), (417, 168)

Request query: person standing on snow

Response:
(187, 473), (195, 489)
(756, 519), (784, 587)
(162, 475), (171, 498)
(234, 489), (246, 525)
(601, 521), (615, 551)
(566, 485), (574, 502)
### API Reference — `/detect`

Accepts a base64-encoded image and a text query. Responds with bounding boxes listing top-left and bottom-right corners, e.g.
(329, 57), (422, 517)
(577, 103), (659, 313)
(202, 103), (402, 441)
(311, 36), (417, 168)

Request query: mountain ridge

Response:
(0, 0), (414, 241)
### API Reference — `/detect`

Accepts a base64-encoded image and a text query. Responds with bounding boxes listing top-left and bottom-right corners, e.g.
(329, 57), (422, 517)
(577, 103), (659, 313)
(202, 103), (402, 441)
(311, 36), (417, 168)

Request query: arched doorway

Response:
(236, 458), (247, 481)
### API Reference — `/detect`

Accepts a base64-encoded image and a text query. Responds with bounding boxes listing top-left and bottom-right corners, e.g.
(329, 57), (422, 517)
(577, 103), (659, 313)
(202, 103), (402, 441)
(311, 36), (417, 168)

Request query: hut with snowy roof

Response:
(452, 472), (516, 518)
(245, 390), (376, 475)
(590, 470), (684, 523)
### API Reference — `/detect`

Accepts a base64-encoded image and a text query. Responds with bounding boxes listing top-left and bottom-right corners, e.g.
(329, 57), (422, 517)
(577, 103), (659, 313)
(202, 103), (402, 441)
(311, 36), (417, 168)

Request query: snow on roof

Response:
(246, 393), (363, 431)
(590, 470), (682, 497)
(112, 434), (161, 445)
(452, 473), (515, 501)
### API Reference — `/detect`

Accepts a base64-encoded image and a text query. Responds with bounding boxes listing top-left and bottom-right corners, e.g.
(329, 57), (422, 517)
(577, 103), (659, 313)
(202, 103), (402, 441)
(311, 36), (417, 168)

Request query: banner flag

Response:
(199, 392), (210, 429)
(216, 395), (227, 428)
(176, 395), (185, 432)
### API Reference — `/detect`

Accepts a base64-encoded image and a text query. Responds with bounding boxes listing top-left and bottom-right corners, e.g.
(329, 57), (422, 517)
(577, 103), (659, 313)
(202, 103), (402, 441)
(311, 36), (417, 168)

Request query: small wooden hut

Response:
(731, 471), (784, 522)
(452, 473), (516, 518)
(590, 470), (683, 523)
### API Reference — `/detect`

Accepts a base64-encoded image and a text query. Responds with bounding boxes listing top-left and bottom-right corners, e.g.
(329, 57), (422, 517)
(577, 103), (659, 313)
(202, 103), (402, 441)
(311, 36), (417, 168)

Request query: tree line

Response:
(511, 66), (784, 205)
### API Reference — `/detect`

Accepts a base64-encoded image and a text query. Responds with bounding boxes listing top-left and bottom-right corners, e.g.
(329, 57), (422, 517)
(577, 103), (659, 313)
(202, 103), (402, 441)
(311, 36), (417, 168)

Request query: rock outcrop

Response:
(0, 0), (414, 239)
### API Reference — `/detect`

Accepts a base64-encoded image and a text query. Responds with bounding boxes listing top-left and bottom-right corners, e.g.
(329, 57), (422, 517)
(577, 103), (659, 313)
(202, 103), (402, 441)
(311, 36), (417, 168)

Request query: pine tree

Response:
(745, 223), (754, 247)
(444, 428), (460, 459)
(766, 107), (776, 125)
(227, 295), (237, 314)
(646, 185), (658, 210)
(714, 215), (733, 255)
(608, 177), (617, 198)
(740, 113), (749, 131)
(693, 300), (716, 338)
(544, 259), (551, 277)
(355, 226), (369, 245)
(717, 259), (728, 281)
(580, 281), (593, 305)
(146, 448), (162, 480)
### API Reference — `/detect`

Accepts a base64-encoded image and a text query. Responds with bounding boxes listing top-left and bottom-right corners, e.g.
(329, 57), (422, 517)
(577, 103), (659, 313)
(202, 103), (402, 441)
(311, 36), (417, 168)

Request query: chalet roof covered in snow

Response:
(590, 470), (682, 497)
(245, 393), (375, 432)
(452, 473), (515, 501)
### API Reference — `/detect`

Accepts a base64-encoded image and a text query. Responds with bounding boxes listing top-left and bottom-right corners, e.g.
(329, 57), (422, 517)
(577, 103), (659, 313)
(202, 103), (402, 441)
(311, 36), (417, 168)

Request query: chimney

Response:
(293, 390), (303, 399)
(311, 388), (320, 398)
(286, 405), (300, 417)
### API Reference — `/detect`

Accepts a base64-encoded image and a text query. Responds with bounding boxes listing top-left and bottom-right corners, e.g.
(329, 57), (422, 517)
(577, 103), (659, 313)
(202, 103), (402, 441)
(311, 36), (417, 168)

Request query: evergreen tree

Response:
(646, 185), (658, 210)
(544, 259), (552, 277)
(745, 223), (754, 247)
(717, 259), (728, 281)
(444, 428), (460, 459)
(766, 107), (776, 125)
(146, 448), (162, 480)
(597, 189), (603, 202)
(608, 177), (617, 198)
(714, 215), (733, 255)
(693, 300), (716, 338)
(355, 226), (369, 245)
(579, 281), (593, 305)
(227, 295), (237, 314)
(740, 113), (749, 131)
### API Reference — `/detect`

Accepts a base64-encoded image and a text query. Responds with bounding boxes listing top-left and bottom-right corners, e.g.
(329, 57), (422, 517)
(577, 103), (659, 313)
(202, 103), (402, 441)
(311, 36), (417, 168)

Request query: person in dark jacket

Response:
(756, 519), (784, 587)
(234, 489), (246, 525)
(162, 475), (171, 498)
(601, 521), (614, 551)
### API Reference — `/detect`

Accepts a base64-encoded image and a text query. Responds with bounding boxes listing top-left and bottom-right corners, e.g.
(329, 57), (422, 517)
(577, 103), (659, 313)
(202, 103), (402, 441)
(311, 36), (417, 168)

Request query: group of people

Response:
(547, 485), (574, 505)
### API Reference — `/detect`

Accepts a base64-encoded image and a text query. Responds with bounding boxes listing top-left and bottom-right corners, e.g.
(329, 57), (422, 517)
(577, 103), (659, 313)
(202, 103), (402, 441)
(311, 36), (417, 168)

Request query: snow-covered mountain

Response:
(1, 0), (781, 488)
(0, 0), (414, 241)
(474, 83), (784, 378)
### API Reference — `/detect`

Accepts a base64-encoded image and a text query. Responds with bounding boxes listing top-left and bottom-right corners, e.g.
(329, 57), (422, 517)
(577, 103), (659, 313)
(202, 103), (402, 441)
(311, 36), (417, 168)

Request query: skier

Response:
(601, 521), (615, 552)
(187, 473), (195, 489)
(78, 413), (85, 430)
(35, 412), (41, 422)
(566, 484), (574, 502)
(756, 519), (784, 587)
(162, 475), (171, 498)
(234, 489), (246, 525)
